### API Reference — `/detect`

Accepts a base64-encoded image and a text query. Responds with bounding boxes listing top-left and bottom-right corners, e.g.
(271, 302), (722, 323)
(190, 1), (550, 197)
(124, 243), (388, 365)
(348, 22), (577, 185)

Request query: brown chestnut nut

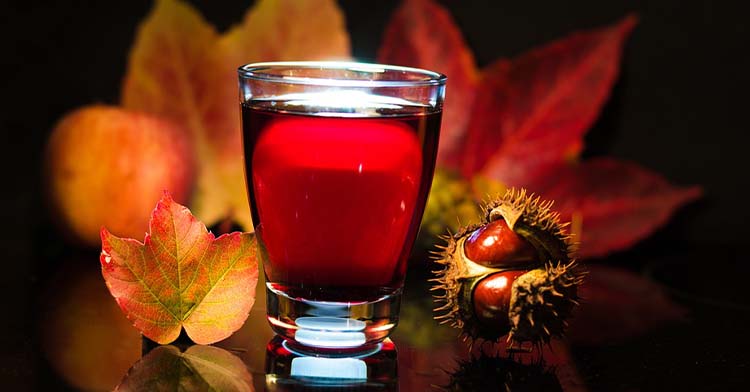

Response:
(472, 270), (526, 330)
(464, 220), (537, 268)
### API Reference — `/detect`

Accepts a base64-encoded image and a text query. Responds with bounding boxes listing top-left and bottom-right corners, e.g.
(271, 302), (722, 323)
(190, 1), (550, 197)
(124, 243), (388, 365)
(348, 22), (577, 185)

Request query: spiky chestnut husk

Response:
(440, 353), (563, 392)
(432, 188), (584, 348)
(506, 262), (582, 345)
(480, 188), (573, 265)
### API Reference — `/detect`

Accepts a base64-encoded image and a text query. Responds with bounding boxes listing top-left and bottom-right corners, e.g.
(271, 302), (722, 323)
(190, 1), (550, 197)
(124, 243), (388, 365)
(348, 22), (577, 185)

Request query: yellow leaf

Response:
(122, 0), (351, 231)
(220, 0), (350, 65)
(122, 0), (227, 154)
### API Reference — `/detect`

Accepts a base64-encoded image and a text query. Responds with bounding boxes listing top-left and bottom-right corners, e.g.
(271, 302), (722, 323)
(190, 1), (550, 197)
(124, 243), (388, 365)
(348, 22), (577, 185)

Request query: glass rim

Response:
(238, 61), (447, 88)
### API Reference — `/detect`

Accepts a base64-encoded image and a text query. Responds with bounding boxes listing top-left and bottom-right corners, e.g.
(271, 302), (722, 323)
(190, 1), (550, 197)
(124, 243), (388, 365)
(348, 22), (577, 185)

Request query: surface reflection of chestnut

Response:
(443, 353), (563, 392)
(433, 189), (584, 349)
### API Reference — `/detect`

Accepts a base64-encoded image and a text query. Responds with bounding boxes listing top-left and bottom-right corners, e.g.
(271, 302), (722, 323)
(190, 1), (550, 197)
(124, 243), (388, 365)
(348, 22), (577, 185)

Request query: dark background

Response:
(1, 0), (749, 390)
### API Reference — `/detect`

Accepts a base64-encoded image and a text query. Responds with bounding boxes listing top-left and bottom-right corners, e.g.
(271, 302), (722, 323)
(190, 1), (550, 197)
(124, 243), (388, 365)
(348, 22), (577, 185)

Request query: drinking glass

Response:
(238, 62), (445, 352)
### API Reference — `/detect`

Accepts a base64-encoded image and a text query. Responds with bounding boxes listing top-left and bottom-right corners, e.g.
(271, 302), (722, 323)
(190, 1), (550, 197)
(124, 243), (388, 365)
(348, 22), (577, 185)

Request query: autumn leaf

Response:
(463, 15), (636, 183)
(567, 265), (687, 345)
(100, 192), (258, 345)
(219, 0), (350, 68)
(120, 0), (244, 229)
(116, 345), (253, 392)
(380, 0), (700, 258)
(121, 0), (350, 231)
(524, 158), (702, 259)
(121, 0), (223, 152)
(378, 0), (479, 165)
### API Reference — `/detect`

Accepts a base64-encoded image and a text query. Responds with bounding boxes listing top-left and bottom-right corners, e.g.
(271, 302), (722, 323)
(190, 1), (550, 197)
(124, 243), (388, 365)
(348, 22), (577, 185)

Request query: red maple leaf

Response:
(378, 0), (701, 259)
(379, 0), (697, 344)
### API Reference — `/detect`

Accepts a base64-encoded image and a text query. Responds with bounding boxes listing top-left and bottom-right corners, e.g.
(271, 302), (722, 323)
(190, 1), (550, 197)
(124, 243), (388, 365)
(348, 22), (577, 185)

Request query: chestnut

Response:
(464, 220), (537, 268)
(432, 189), (584, 348)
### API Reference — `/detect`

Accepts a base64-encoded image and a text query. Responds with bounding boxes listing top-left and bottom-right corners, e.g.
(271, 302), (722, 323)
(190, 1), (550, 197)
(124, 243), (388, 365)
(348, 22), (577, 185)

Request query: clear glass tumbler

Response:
(238, 62), (445, 353)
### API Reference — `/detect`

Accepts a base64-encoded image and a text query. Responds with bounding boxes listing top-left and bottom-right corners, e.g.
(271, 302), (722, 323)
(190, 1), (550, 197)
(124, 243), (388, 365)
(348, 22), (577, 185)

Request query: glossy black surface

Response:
(3, 1), (750, 390)
(24, 243), (750, 391)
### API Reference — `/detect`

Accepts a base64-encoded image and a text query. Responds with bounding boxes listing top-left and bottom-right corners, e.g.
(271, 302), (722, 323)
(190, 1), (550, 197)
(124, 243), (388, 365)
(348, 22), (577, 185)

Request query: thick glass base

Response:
(265, 335), (398, 390)
(266, 283), (401, 353)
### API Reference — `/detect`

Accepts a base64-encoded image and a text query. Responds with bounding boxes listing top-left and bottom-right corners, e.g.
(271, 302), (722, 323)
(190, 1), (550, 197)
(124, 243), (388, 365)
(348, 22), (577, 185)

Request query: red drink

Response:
(239, 62), (445, 349)
(242, 99), (440, 301)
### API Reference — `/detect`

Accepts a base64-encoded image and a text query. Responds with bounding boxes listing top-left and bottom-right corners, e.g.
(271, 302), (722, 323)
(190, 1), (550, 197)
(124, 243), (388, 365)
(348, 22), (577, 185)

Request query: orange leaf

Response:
(100, 192), (258, 345)
(378, 0), (479, 166)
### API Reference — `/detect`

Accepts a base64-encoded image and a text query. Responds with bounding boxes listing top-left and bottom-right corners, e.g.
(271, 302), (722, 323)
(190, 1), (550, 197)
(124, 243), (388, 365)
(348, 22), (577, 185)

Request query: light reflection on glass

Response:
(265, 335), (398, 391)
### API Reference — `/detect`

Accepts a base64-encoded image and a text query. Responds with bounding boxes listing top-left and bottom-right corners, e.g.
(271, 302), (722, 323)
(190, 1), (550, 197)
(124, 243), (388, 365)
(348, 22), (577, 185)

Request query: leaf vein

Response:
(182, 239), (250, 322)
(118, 246), (180, 322)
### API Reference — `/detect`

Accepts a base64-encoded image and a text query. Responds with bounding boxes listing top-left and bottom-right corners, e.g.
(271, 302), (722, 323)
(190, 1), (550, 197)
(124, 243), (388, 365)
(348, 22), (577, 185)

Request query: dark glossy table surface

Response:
(23, 237), (749, 392)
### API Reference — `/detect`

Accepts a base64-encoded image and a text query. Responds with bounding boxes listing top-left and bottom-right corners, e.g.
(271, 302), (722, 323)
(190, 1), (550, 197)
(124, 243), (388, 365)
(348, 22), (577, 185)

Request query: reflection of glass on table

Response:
(265, 335), (398, 391)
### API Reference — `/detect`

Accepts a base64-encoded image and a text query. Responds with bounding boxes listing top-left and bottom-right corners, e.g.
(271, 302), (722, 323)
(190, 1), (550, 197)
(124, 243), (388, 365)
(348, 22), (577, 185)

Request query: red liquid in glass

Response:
(242, 101), (440, 301)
